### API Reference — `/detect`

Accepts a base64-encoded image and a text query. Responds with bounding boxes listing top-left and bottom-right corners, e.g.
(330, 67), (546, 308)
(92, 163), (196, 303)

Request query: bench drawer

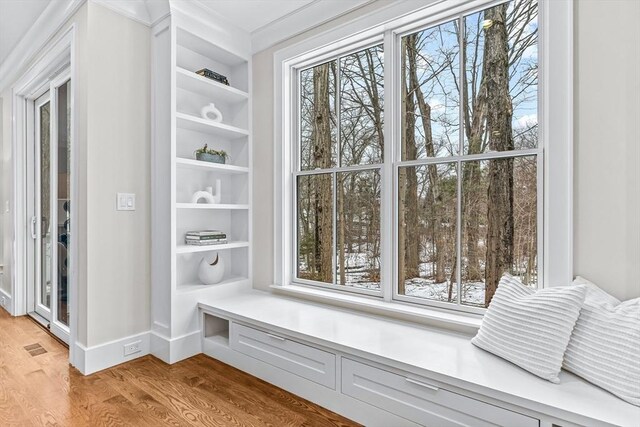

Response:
(342, 358), (538, 427)
(230, 323), (336, 389)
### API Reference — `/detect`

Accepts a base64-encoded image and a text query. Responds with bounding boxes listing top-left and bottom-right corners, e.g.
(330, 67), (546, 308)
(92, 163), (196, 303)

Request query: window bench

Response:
(198, 291), (639, 427)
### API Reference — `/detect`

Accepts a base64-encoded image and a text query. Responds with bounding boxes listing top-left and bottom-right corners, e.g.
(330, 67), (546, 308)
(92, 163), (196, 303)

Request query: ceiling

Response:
(196, 0), (315, 33)
(0, 0), (49, 67)
(0, 0), (372, 70)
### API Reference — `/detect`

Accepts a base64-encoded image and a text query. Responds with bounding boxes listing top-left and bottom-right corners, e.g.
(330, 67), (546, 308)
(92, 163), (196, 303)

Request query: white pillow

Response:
(563, 276), (640, 406)
(471, 274), (586, 383)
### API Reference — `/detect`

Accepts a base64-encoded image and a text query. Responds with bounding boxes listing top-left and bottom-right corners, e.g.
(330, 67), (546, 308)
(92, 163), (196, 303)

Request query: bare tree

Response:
(312, 64), (334, 283)
(483, 3), (515, 305)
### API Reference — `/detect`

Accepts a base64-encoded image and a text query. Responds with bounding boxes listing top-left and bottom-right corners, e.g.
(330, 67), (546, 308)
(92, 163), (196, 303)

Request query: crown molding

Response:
(92, 0), (169, 27)
(0, 0), (85, 93)
(250, 0), (375, 54)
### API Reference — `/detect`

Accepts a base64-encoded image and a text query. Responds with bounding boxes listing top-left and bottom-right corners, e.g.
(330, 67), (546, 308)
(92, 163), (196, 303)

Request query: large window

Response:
(287, 0), (554, 314)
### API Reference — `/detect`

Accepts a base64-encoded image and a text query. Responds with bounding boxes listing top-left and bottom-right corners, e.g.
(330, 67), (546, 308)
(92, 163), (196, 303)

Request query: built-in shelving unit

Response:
(151, 7), (252, 363)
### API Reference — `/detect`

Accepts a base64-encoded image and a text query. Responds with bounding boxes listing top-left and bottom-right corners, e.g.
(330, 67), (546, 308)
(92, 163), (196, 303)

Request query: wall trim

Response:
(75, 331), (151, 375)
(150, 330), (202, 365)
(0, 287), (12, 315)
(250, 0), (374, 54)
(0, 0), (85, 93)
(91, 0), (170, 27)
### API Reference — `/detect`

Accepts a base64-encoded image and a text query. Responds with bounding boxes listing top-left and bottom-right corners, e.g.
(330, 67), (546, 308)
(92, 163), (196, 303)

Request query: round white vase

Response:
(198, 253), (225, 285)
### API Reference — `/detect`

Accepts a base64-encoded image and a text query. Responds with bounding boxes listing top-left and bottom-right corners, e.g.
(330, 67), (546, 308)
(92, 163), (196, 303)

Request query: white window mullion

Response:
(456, 13), (465, 307)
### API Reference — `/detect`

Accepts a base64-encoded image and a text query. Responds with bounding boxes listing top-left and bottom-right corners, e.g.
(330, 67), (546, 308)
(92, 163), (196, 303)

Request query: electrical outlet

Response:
(123, 340), (142, 356)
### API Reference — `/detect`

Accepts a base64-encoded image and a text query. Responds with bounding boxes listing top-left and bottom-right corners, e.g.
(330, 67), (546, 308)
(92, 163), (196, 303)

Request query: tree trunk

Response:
(312, 64), (334, 283)
(483, 3), (515, 306)
(403, 44), (420, 283)
(406, 34), (445, 283)
(461, 23), (489, 283)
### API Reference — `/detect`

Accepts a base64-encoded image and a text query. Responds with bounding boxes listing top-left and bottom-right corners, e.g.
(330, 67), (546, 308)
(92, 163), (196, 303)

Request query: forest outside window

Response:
(292, 0), (541, 312)
(296, 44), (384, 294)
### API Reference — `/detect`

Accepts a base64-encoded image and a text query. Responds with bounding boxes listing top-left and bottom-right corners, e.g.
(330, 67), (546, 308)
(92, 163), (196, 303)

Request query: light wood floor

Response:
(0, 309), (360, 426)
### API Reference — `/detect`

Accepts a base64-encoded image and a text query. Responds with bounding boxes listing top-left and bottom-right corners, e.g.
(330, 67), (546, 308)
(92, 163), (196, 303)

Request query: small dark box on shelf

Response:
(196, 68), (230, 86)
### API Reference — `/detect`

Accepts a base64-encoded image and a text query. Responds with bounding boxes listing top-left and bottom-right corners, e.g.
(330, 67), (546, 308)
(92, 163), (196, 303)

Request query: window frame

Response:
(292, 39), (387, 298)
(274, 0), (572, 318)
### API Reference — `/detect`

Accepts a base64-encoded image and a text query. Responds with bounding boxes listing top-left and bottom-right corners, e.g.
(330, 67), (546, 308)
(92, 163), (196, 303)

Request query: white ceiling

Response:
(0, 0), (49, 67)
(196, 0), (315, 33)
(0, 0), (372, 70)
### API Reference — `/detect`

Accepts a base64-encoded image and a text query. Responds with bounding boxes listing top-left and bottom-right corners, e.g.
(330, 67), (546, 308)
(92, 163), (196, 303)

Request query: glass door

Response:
(34, 92), (52, 321)
(30, 77), (71, 343)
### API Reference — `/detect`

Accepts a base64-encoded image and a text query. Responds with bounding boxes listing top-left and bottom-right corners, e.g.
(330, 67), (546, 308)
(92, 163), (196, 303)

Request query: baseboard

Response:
(150, 329), (201, 364)
(75, 331), (151, 375)
(0, 288), (12, 315)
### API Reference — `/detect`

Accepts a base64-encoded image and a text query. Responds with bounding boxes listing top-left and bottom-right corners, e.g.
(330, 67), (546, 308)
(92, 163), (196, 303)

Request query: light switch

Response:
(117, 193), (136, 211)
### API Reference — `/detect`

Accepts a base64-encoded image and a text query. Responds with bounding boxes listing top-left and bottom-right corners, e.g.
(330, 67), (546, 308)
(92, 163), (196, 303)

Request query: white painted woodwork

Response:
(199, 291), (640, 427)
(342, 358), (538, 427)
(151, 7), (252, 363)
(231, 323), (336, 389)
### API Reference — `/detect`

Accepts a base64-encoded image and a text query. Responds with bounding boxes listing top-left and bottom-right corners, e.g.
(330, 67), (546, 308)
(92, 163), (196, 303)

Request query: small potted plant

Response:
(194, 144), (229, 164)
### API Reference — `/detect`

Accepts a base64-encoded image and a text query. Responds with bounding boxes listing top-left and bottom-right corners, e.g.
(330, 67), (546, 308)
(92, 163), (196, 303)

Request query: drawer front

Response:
(230, 323), (336, 389)
(342, 359), (538, 427)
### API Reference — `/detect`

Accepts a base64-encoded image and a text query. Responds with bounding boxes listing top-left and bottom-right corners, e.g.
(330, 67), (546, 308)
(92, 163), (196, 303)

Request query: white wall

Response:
(85, 3), (151, 346)
(574, 0), (640, 301)
(0, 2), (150, 346)
(252, 1), (640, 300)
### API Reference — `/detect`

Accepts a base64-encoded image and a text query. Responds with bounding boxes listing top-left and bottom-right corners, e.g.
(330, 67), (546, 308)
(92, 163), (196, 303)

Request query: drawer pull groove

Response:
(405, 377), (439, 392)
(266, 333), (286, 341)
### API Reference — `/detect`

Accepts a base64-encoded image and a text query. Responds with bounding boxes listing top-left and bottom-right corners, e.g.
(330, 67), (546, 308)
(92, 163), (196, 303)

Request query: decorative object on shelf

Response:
(190, 179), (222, 204)
(200, 103), (223, 122)
(191, 188), (215, 204)
(194, 144), (229, 164)
(198, 253), (225, 285)
(196, 68), (229, 85)
(185, 230), (227, 246)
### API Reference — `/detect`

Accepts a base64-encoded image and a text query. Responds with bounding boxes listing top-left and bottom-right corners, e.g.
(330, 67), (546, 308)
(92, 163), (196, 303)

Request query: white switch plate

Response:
(117, 193), (136, 211)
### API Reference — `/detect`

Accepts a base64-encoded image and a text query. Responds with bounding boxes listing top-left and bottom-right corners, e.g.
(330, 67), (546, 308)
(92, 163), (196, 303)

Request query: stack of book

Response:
(185, 230), (227, 246)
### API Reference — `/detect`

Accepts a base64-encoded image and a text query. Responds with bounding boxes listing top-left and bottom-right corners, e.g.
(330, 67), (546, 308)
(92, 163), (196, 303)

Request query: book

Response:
(185, 239), (228, 246)
(195, 68), (229, 86)
(185, 235), (227, 241)
(185, 230), (226, 237)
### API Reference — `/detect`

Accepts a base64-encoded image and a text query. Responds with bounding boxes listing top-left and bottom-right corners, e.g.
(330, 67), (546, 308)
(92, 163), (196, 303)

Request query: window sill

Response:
(269, 284), (482, 335)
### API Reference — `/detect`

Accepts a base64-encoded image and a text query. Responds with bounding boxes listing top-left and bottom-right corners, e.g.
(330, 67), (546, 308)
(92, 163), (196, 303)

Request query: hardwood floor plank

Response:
(0, 309), (361, 426)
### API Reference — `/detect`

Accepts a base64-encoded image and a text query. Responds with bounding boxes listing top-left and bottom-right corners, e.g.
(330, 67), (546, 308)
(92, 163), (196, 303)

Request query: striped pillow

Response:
(563, 277), (640, 406)
(472, 274), (586, 383)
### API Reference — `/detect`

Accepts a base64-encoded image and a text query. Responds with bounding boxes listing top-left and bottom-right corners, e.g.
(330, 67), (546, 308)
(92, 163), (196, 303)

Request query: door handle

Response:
(405, 377), (439, 392)
(30, 216), (37, 239)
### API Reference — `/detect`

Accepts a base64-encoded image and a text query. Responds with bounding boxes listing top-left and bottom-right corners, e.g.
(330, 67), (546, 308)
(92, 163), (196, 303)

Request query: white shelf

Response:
(177, 277), (249, 293)
(176, 27), (248, 67)
(176, 158), (248, 174)
(176, 203), (249, 210)
(176, 67), (248, 104)
(176, 241), (249, 254)
(176, 112), (249, 139)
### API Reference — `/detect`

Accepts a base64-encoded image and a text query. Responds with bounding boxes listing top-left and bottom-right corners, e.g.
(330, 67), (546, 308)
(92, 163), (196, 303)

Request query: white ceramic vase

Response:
(200, 103), (223, 122)
(191, 180), (221, 204)
(198, 253), (225, 285)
